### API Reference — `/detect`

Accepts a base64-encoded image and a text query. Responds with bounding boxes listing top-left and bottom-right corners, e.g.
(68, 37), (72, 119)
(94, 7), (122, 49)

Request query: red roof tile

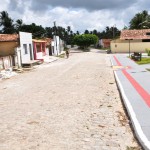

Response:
(102, 39), (111, 43)
(43, 38), (52, 46)
(120, 29), (150, 40)
(0, 34), (19, 42)
(32, 39), (46, 43)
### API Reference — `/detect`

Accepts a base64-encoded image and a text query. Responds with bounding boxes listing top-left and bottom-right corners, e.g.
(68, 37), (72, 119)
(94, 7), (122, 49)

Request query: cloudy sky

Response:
(1, 0), (150, 32)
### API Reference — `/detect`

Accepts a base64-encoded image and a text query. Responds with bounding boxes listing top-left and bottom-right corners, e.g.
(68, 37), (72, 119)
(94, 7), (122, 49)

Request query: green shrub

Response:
(145, 48), (150, 56)
(73, 34), (98, 50)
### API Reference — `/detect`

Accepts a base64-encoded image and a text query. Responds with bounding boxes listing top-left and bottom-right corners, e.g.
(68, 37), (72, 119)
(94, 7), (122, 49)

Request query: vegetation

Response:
(145, 48), (150, 56)
(135, 57), (150, 65)
(73, 34), (98, 50)
(129, 10), (150, 29)
(0, 9), (150, 45)
(0, 11), (121, 43)
(0, 11), (15, 34)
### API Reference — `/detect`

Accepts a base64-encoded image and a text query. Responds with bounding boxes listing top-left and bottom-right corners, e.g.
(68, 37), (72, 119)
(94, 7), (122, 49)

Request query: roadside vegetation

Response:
(73, 34), (98, 51)
(135, 57), (150, 65)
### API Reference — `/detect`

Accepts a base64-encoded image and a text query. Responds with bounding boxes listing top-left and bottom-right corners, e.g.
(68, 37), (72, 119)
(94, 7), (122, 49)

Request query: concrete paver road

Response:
(0, 49), (141, 150)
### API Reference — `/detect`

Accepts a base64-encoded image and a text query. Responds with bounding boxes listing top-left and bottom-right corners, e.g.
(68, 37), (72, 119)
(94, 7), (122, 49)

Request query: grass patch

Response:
(57, 53), (65, 58)
(135, 57), (150, 65)
(146, 68), (150, 72)
(97, 47), (109, 50)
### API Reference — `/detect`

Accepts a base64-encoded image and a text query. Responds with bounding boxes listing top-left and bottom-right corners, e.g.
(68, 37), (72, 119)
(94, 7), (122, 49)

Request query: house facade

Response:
(111, 29), (150, 53)
(32, 39), (46, 61)
(19, 32), (34, 63)
(99, 39), (111, 48)
(0, 32), (34, 70)
(51, 36), (64, 56)
(0, 34), (19, 70)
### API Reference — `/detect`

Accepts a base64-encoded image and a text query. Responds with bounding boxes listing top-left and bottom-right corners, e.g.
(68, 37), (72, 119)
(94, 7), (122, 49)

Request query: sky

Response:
(0, 0), (150, 33)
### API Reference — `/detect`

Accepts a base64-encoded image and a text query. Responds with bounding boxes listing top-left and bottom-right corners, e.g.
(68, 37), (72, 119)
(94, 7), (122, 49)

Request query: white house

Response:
(51, 36), (64, 56)
(19, 32), (34, 63)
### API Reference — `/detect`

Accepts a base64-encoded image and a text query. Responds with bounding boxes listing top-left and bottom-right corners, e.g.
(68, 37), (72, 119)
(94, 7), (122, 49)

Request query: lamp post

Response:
(129, 39), (131, 57)
(126, 39), (133, 57)
(112, 24), (116, 39)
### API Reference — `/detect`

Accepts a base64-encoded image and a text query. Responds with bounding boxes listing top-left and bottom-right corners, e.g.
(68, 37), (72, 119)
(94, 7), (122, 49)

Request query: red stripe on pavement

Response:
(113, 56), (150, 107)
(113, 55), (122, 66)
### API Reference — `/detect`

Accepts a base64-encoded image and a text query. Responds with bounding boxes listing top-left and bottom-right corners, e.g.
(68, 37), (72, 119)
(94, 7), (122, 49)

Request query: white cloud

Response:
(1, 0), (150, 32)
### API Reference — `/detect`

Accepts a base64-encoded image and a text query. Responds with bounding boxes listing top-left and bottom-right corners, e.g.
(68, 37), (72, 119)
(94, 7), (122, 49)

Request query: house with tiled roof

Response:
(111, 29), (150, 53)
(0, 32), (34, 70)
(0, 34), (19, 56)
(0, 34), (19, 70)
(99, 39), (111, 48)
(32, 39), (47, 61)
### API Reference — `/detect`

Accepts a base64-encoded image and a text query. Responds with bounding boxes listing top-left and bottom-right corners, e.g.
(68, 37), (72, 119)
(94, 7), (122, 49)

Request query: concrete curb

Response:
(110, 56), (150, 150)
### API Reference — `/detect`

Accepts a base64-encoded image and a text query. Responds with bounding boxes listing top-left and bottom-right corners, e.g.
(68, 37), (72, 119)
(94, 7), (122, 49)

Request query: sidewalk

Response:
(110, 54), (150, 150)
(43, 55), (59, 63)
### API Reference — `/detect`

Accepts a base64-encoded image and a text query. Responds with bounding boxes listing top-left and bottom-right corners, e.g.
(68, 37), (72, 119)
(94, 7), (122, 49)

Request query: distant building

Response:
(0, 32), (33, 70)
(99, 39), (111, 48)
(111, 29), (150, 53)
(51, 36), (64, 56)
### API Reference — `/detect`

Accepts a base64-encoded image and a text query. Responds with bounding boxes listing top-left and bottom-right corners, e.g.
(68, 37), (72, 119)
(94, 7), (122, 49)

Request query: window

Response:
(146, 32), (150, 36)
(142, 39), (150, 42)
(36, 44), (41, 52)
(23, 44), (28, 54)
(29, 44), (33, 60)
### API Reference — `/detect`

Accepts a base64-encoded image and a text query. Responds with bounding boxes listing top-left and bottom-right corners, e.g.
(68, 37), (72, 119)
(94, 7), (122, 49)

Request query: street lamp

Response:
(126, 39), (133, 57)
(112, 24), (116, 39)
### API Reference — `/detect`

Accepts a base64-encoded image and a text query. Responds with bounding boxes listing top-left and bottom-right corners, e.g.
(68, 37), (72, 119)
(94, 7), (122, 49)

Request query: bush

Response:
(73, 34), (98, 50)
(145, 48), (150, 56)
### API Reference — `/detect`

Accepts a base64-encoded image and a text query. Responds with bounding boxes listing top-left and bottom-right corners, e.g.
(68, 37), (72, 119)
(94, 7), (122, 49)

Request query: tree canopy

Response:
(129, 10), (150, 29)
(1, 10), (150, 44)
(0, 11), (15, 34)
(73, 34), (98, 50)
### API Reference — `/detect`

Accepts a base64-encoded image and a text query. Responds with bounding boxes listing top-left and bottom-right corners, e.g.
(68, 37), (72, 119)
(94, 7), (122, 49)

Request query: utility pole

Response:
(53, 21), (58, 56)
(113, 24), (116, 39)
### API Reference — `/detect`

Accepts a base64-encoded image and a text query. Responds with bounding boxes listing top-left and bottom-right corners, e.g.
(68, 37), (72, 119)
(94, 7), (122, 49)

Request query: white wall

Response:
(19, 32), (33, 63)
(53, 36), (64, 56)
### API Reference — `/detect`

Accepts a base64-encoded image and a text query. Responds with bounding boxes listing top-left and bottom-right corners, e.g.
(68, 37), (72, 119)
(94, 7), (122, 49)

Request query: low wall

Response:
(111, 41), (150, 53)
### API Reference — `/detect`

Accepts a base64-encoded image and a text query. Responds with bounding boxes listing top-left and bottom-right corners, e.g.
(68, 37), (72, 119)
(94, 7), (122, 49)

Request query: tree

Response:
(73, 34), (98, 50)
(84, 30), (89, 34)
(19, 23), (46, 38)
(0, 11), (15, 34)
(15, 19), (24, 33)
(67, 26), (71, 35)
(76, 31), (80, 35)
(129, 10), (150, 29)
(93, 29), (97, 35)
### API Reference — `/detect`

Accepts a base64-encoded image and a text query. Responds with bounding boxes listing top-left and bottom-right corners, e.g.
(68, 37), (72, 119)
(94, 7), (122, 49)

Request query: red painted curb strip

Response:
(113, 56), (150, 107)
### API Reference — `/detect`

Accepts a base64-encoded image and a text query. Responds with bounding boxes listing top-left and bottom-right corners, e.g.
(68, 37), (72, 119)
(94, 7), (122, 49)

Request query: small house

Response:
(0, 34), (19, 70)
(32, 39), (46, 61)
(51, 36), (64, 56)
(111, 29), (150, 53)
(0, 32), (34, 70)
(99, 39), (111, 48)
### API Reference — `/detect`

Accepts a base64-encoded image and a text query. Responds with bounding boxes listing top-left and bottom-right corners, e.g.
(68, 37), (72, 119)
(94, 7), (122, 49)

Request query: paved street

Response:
(0, 49), (141, 150)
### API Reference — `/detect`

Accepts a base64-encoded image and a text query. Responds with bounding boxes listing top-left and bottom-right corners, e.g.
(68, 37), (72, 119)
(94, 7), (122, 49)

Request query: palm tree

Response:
(129, 10), (150, 29)
(0, 11), (15, 34)
(67, 26), (71, 34)
(84, 30), (89, 34)
(15, 19), (23, 33)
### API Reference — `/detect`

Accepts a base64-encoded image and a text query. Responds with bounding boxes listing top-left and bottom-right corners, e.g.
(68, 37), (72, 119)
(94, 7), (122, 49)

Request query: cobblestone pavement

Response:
(0, 49), (141, 150)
